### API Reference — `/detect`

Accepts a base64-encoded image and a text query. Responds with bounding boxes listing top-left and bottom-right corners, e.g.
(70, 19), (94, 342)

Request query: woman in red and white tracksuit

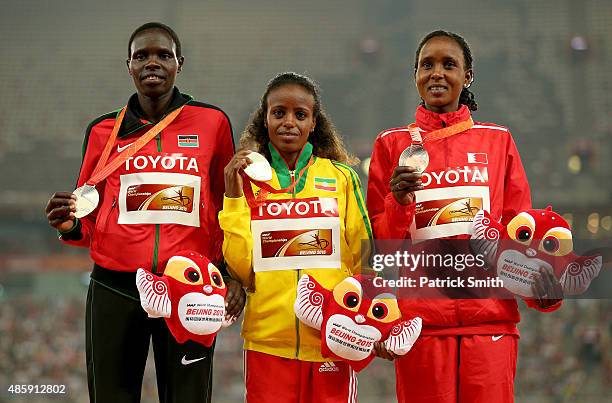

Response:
(367, 30), (563, 403)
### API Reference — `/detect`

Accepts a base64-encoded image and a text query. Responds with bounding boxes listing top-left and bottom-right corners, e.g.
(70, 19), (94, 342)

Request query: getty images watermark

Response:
(362, 239), (609, 299)
(370, 250), (504, 289)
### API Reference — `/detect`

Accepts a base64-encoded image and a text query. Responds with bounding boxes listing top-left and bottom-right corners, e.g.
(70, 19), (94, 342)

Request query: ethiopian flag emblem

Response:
(314, 177), (337, 192)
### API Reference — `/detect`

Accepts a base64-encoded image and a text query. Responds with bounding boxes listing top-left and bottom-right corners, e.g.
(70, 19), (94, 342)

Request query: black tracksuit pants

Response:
(85, 265), (214, 403)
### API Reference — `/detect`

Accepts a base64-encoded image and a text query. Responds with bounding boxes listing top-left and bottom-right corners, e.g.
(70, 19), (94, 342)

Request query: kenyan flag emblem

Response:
(314, 177), (336, 192)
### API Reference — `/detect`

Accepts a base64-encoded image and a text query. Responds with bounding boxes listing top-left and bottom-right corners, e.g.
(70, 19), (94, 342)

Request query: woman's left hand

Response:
(224, 278), (246, 319)
(531, 266), (564, 308)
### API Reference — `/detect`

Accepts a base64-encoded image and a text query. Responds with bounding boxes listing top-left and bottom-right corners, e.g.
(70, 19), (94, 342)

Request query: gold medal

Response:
(73, 185), (100, 218)
(243, 151), (273, 182)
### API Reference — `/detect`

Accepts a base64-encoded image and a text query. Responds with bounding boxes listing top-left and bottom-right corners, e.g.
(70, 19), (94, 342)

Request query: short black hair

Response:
(414, 30), (478, 111)
(128, 22), (181, 58)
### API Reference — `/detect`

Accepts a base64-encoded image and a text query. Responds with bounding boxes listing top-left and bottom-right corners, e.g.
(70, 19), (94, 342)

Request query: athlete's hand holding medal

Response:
(224, 148), (311, 207)
(391, 126), (428, 205)
(45, 192), (79, 232)
(389, 166), (424, 205)
(224, 149), (272, 198)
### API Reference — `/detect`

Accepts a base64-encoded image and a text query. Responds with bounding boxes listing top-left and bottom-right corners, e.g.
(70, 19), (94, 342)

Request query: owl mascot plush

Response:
(294, 274), (422, 372)
(136, 250), (227, 347)
(470, 207), (602, 297)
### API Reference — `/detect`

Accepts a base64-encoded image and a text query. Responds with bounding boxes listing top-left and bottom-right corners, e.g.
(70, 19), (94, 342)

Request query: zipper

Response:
(151, 132), (162, 274)
(295, 267), (301, 359)
(99, 197), (117, 233)
(290, 168), (301, 358)
(289, 170), (296, 196)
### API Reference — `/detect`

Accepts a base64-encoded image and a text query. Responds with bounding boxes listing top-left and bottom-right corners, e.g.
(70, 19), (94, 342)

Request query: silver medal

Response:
(398, 144), (429, 173)
(73, 185), (100, 218)
(243, 151), (273, 182)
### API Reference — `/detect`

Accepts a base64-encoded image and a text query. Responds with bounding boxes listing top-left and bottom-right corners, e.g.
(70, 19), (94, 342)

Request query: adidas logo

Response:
(318, 362), (340, 373)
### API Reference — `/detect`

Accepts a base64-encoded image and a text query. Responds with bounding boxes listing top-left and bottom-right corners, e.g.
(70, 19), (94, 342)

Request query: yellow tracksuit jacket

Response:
(219, 142), (372, 361)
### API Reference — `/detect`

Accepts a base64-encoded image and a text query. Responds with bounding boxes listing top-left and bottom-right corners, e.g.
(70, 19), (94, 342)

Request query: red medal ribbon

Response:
(408, 117), (474, 143)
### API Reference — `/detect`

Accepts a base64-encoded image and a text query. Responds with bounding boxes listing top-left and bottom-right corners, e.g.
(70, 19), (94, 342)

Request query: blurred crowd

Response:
(0, 294), (609, 403)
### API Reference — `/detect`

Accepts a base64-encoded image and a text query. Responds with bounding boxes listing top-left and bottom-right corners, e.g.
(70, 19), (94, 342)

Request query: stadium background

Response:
(0, 0), (610, 402)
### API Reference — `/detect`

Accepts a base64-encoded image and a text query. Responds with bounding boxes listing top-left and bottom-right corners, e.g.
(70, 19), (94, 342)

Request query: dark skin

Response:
(224, 274), (246, 318)
(45, 28), (245, 316)
(375, 36), (563, 360)
(224, 149), (253, 198)
(531, 266), (564, 307)
(126, 28), (184, 123)
(389, 166), (423, 205)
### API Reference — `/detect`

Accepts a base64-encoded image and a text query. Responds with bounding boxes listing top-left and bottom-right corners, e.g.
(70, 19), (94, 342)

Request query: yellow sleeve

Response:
(218, 195), (254, 287)
(341, 166), (374, 275)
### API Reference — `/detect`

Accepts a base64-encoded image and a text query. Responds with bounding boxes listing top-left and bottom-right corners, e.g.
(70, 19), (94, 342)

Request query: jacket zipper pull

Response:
(289, 170), (296, 197)
(112, 197), (117, 207)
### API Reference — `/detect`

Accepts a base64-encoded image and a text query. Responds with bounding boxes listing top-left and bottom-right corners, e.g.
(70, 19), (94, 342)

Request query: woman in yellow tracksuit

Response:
(220, 72), (372, 403)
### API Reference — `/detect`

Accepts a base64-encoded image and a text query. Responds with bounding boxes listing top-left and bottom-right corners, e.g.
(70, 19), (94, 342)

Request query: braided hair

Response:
(414, 30), (478, 111)
(240, 72), (357, 165)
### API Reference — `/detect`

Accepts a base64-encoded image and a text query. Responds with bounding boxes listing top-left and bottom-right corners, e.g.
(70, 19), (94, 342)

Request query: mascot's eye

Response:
(371, 303), (388, 320)
(343, 292), (360, 308)
(542, 236), (559, 253)
(184, 267), (200, 283)
(540, 228), (573, 256)
(211, 272), (222, 287)
(516, 226), (532, 242)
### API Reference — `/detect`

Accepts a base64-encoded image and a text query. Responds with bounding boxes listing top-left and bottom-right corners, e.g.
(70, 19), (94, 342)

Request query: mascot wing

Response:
(470, 209), (503, 267)
(560, 255), (602, 296)
(136, 268), (171, 318)
(294, 274), (325, 331)
(384, 317), (422, 356)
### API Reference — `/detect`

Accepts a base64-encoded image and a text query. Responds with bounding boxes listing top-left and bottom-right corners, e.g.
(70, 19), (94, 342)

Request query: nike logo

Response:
(117, 142), (134, 153)
(491, 335), (504, 342)
(181, 355), (206, 365)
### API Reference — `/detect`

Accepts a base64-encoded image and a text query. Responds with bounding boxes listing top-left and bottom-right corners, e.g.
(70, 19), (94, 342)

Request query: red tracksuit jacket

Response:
(367, 105), (559, 336)
(61, 88), (234, 274)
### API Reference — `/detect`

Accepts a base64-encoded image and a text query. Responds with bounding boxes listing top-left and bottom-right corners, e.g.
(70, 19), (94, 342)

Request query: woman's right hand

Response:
(224, 149), (253, 198)
(373, 342), (398, 361)
(389, 166), (423, 205)
(45, 192), (77, 232)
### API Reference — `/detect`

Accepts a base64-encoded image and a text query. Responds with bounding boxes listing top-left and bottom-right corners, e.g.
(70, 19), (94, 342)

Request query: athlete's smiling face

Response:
(415, 36), (473, 114)
(265, 84), (316, 168)
(127, 28), (184, 99)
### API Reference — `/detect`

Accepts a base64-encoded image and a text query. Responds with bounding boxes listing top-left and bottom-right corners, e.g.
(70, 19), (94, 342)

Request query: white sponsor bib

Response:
(411, 186), (490, 240)
(251, 197), (341, 272)
(118, 172), (201, 227)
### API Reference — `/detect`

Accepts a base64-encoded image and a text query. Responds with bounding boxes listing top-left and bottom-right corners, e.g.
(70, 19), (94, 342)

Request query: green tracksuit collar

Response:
(268, 142), (313, 191)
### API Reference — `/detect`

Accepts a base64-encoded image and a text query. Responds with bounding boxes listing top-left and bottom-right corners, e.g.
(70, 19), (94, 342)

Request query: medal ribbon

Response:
(407, 117), (474, 144)
(241, 156), (315, 208)
(85, 105), (185, 186)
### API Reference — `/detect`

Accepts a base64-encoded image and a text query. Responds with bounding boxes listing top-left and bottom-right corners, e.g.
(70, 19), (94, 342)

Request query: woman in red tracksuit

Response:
(367, 30), (564, 403)
(44, 22), (244, 403)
